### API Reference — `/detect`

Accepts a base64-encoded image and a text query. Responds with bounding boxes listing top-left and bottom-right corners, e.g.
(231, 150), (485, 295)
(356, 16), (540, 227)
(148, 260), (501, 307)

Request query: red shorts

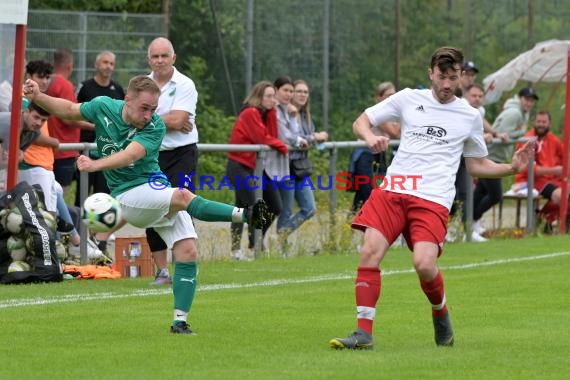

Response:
(352, 190), (449, 252)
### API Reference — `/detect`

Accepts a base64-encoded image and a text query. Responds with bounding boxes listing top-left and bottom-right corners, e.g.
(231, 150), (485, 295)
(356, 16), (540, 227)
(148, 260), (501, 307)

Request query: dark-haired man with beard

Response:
(329, 46), (535, 350)
(513, 111), (566, 231)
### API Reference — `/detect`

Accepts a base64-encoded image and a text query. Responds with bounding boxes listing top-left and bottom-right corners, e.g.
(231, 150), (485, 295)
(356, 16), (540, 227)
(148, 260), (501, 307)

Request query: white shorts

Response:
(116, 183), (197, 248)
(18, 167), (57, 212)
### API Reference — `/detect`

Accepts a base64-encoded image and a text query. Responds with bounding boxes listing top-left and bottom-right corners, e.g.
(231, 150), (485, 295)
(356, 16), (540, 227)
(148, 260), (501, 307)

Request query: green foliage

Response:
(169, 0), (247, 115)
(29, 0), (570, 166)
(175, 55), (237, 191)
(30, 0), (161, 13)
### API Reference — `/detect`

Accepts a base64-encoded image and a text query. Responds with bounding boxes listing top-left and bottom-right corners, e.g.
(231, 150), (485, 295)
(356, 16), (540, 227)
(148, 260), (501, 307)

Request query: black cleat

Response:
(433, 313), (454, 347)
(329, 328), (374, 350)
(170, 321), (196, 335)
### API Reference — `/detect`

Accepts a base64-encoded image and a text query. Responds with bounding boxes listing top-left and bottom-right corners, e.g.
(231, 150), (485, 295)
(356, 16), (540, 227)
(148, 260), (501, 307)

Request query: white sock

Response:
(232, 207), (244, 223)
(174, 309), (188, 323)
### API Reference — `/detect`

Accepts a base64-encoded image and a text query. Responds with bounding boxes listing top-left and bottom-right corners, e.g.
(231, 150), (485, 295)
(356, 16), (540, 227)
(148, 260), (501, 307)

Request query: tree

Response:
(30, 0), (160, 13)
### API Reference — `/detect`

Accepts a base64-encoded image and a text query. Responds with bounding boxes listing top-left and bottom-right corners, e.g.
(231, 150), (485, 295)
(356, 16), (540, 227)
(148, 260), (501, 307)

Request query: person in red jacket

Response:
(226, 81), (288, 260)
(513, 110), (567, 230)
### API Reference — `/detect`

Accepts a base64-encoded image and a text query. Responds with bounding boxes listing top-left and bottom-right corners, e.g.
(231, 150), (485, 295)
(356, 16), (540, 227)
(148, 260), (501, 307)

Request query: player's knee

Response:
(172, 188), (196, 209)
(172, 238), (198, 262)
(550, 188), (562, 205)
(359, 243), (382, 263)
(412, 256), (436, 279)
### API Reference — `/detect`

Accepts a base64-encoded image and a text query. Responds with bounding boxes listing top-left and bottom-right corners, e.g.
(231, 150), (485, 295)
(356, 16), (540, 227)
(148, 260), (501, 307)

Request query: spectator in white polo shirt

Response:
(146, 37), (199, 285)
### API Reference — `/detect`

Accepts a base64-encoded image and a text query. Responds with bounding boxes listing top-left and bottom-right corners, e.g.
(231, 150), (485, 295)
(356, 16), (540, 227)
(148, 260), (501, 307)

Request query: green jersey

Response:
(80, 96), (166, 197)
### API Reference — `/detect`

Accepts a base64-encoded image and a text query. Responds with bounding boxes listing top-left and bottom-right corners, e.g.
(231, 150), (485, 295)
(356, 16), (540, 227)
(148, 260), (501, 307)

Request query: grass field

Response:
(1, 235), (569, 379)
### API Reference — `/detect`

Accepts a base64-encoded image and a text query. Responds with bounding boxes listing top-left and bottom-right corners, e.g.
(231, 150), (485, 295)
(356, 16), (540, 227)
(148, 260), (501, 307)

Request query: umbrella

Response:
(483, 39), (570, 233)
(483, 39), (570, 105)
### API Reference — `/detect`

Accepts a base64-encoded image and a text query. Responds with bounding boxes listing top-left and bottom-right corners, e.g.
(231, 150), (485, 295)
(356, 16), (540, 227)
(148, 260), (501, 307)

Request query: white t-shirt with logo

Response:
(365, 88), (487, 210)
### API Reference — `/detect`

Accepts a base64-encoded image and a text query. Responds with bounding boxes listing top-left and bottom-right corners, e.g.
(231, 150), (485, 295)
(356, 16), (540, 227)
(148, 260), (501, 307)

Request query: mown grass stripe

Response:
(1, 251), (568, 309)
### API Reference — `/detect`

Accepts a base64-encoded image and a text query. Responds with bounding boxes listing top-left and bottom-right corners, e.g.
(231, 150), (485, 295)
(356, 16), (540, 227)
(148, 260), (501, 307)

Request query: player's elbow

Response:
(352, 113), (371, 137)
(465, 158), (485, 178)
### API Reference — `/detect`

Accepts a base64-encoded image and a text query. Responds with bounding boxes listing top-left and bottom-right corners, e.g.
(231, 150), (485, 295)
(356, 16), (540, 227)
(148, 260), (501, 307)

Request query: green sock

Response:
(186, 196), (243, 222)
(173, 261), (198, 313)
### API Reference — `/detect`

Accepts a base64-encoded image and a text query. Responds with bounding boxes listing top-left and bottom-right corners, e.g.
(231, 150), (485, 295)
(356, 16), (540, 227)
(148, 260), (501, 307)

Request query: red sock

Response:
(355, 266), (381, 334)
(540, 201), (559, 224)
(420, 271), (448, 317)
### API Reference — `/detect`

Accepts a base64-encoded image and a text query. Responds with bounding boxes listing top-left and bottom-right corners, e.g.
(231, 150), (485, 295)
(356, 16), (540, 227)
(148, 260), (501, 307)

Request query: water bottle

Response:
(128, 242), (141, 278)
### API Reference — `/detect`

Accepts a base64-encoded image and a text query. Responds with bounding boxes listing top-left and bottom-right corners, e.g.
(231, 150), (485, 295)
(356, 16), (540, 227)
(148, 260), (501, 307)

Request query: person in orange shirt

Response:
(18, 60), (59, 213)
(19, 60), (104, 259)
(513, 110), (567, 230)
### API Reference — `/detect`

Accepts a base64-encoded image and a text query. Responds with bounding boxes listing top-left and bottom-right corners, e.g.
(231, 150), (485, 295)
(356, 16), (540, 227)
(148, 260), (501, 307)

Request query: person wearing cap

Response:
(472, 87), (538, 235)
(460, 61), (479, 95)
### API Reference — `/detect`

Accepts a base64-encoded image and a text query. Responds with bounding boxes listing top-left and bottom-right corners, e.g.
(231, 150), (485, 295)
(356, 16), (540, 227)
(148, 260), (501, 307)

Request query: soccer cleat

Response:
(230, 249), (254, 262)
(68, 238), (105, 260)
(433, 313), (455, 347)
(329, 328), (374, 350)
(473, 220), (487, 235)
(151, 273), (173, 285)
(247, 199), (270, 230)
(170, 321), (196, 335)
(470, 231), (488, 242)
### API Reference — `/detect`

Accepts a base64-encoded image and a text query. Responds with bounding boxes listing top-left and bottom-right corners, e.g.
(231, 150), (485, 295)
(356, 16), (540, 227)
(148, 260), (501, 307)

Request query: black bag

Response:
(290, 157), (313, 179)
(0, 182), (62, 284)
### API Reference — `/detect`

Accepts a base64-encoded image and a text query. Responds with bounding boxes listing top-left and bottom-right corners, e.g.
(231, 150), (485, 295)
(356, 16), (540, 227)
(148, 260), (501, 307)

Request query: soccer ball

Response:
(40, 210), (57, 232)
(8, 260), (31, 273)
(83, 193), (122, 233)
(55, 240), (67, 261)
(3, 208), (24, 235)
(24, 233), (48, 255)
(7, 236), (27, 261)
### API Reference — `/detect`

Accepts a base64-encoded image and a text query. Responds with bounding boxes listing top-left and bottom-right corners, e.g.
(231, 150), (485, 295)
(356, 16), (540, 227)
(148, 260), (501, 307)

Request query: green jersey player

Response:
(24, 75), (268, 334)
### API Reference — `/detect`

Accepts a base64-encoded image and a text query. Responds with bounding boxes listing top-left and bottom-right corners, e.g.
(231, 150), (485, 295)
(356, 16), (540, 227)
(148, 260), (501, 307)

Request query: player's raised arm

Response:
(77, 141), (147, 172)
(465, 140), (536, 178)
(23, 79), (84, 121)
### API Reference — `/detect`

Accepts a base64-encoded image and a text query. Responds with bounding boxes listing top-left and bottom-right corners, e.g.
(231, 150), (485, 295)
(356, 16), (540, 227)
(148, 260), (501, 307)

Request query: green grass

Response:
(1, 236), (569, 379)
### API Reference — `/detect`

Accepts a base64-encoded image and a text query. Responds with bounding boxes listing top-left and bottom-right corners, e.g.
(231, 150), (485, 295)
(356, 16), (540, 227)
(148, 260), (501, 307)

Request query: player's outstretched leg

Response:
(186, 196), (269, 229)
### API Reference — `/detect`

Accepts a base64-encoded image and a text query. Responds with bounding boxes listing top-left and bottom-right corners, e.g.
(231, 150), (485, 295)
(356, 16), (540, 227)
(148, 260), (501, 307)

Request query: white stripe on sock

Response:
(357, 306), (376, 320)
(432, 294), (446, 310)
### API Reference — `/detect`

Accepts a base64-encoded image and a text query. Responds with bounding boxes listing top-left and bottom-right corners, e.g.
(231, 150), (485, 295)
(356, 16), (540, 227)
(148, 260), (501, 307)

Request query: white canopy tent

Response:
(483, 39), (570, 233)
(483, 40), (570, 105)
